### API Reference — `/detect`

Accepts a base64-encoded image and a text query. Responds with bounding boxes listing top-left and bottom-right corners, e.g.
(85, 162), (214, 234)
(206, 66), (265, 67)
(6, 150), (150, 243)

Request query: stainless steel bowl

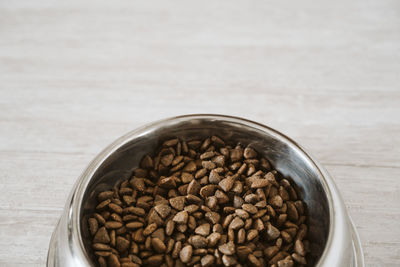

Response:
(47, 114), (364, 267)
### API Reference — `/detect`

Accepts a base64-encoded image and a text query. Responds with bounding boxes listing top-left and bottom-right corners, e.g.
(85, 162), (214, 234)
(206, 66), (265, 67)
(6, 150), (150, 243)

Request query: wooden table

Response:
(1, 0), (399, 266)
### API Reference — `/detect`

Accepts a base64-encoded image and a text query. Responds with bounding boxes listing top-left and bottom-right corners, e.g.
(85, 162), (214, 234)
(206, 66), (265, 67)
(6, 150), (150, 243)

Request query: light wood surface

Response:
(0, 0), (399, 266)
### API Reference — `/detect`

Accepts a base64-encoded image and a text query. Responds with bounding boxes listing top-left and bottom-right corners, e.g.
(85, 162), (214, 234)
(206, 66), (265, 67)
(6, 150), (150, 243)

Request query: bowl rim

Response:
(70, 114), (348, 266)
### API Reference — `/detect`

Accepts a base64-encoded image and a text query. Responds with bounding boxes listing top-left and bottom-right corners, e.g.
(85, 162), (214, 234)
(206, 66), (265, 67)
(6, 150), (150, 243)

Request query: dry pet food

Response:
(87, 136), (310, 267)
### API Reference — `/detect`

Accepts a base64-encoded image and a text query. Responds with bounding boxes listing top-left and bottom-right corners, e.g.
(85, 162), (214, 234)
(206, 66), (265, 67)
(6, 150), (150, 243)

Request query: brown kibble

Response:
(242, 203), (258, 214)
(154, 204), (171, 219)
(200, 185), (217, 198)
(266, 223), (280, 240)
(277, 257), (294, 267)
(140, 155), (153, 169)
(180, 245), (193, 263)
(98, 191), (114, 202)
(230, 148), (243, 162)
(251, 178), (269, 188)
(93, 227), (110, 243)
(146, 255), (164, 266)
(201, 254), (215, 267)
(108, 254), (121, 267)
(108, 203), (123, 214)
(130, 177), (145, 192)
(92, 243), (111, 251)
(244, 147), (257, 159)
(237, 246), (252, 260)
(222, 254), (237, 266)
(152, 238), (167, 253)
(161, 154), (174, 167)
(173, 211), (189, 224)
(294, 239), (305, 256)
(209, 170), (221, 184)
(169, 196), (185, 211)
(229, 217), (244, 230)
(218, 241), (235, 255)
(195, 223), (211, 236)
(163, 138), (179, 147)
(207, 232), (221, 247)
(248, 254), (261, 267)
(235, 209), (249, 219)
(292, 253), (307, 264)
(165, 220), (175, 236)
(116, 236), (130, 252)
(200, 151), (215, 160)
(88, 218), (98, 236)
(181, 172), (194, 183)
(202, 160), (216, 170)
(287, 201), (299, 221)
(237, 228), (245, 244)
(190, 235), (208, 248)
(126, 222), (143, 229)
(187, 179), (201, 195)
(218, 177), (234, 192)
(159, 176), (176, 189)
(247, 229), (258, 241)
(143, 223), (158, 236)
(96, 199), (111, 210)
(205, 211), (220, 224)
(270, 195), (283, 208)
(183, 161), (197, 172)
(264, 246), (279, 259)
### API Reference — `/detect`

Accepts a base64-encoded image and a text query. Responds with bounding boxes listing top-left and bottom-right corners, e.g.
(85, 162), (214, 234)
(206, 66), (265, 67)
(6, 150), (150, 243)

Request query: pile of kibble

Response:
(87, 136), (309, 267)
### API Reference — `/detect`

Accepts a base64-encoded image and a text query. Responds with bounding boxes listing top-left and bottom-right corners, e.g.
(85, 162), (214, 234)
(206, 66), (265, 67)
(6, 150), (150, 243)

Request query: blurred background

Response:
(0, 0), (399, 266)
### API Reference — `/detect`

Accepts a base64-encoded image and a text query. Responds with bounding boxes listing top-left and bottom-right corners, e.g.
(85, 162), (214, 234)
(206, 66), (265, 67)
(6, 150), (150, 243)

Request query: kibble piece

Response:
(143, 223), (158, 236)
(207, 232), (221, 247)
(266, 223), (281, 240)
(247, 229), (258, 241)
(93, 227), (110, 243)
(116, 236), (130, 252)
(169, 196), (185, 211)
(292, 253), (307, 264)
(183, 161), (197, 172)
(108, 254), (121, 267)
(173, 211), (189, 224)
(242, 203), (258, 214)
(229, 217), (244, 230)
(152, 238), (167, 253)
(277, 258), (294, 267)
(154, 204), (171, 219)
(88, 218), (98, 236)
(218, 241), (235, 255)
(237, 228), (246, 244)
(209, 170), (221, 184)
(146, 255), (164, 266)
(270, 195), (283, 208)
(180, 245), (193, 263)
(187, 180), (201, 195)
(200, 254), (215, 267)
(244, 147), (257, 159)
(190, 235), (208, 248)
(205, 212), (220, 224)
(126, 222), (143, 229)
(218, 177), (234, 192)
(251, 178), (269, 188)
(220, 254), (235, 266)
(248, 254), (261, 267)
(195, 223), (211, 236)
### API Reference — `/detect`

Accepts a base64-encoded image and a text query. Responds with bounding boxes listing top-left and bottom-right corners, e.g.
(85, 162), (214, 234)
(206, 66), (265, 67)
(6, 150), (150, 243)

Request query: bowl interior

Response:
(79, 117), (330, 265)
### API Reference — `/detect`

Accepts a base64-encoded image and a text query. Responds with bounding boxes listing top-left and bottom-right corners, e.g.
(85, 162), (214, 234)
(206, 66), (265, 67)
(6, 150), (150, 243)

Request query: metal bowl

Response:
(47, 114), (364, 266)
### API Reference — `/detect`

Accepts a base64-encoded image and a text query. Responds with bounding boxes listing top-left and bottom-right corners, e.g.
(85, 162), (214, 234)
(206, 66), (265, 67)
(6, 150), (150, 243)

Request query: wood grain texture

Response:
(0, 0), (399, 266)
